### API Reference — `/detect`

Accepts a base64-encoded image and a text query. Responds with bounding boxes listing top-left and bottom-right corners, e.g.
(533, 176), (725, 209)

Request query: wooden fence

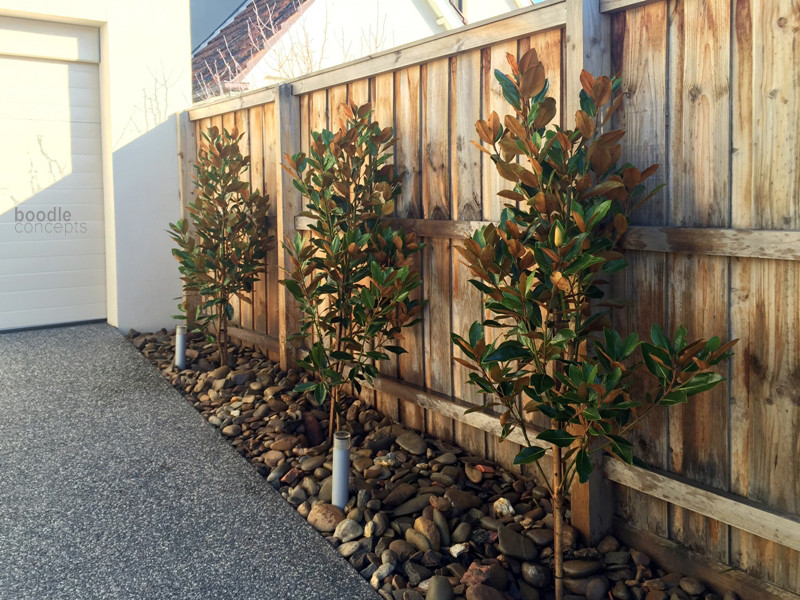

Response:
(180, 1), (800, 597)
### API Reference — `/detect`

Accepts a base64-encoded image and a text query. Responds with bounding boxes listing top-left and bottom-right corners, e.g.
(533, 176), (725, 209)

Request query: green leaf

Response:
(576, 449), (593, 483)
(484, 341), (531, 363)
(582, 406), (601, 421)
(650, 323), (671, 350)
(314, 384), (327, 405)
(513, 446), (546, 465)
(660, 390), (687, 406)
(384, 345), (407, 355)
(469, 321), (484, 347)
(536, 429), (576, 447)
(678, 372), (725, 396)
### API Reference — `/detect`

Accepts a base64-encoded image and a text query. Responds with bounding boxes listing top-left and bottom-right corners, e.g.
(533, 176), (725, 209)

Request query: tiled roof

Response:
(192, 0), (310, 101)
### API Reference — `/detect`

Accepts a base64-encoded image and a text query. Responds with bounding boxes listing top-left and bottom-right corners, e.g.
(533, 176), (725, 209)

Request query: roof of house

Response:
(192, 0), (310, 101)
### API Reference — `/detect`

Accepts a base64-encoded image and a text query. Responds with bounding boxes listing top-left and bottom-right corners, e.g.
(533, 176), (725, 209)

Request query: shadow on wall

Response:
(111, 115), (182, 334)
(0, 56), (106, 330)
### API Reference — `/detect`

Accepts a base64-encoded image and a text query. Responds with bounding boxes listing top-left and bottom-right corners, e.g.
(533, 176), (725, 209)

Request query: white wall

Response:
(0, 0), (191, 333)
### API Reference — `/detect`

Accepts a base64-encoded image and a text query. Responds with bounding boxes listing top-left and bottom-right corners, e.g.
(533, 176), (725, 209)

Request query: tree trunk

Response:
(552, 444), (564, 600)
(328, 387), (338, 443)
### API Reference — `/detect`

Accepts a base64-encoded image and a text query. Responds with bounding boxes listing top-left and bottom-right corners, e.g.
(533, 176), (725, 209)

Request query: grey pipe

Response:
(332, 430), (351, 510)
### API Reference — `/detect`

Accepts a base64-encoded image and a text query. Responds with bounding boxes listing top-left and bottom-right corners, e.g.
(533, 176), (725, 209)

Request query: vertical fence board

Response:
(372, 72), (400, 423)
(667, 0), (731, 563)
(347, 78), (369, 105)
(395, 65), (425, 432)
(263, 102), (279, 357)
(730, 0), (800, 590)
(450, 49), (488, 459)
(421, 58), (454, 443)
(609, 0), (671, 541)
(248, 105), (267, 336)
(328, 85), (348, 130)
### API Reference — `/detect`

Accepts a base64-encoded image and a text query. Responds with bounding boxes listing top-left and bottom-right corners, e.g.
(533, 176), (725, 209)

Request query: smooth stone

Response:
(644, 592), (667, 600)
(452, 522), (472, 544)
(611, 580), (631, 600)
(492, 497), (515, 519)
(425, 575), (455, 600)
(405, 528), (432, 552)
(384, 483), (418, 507)
(521, 562), (550, 588)
(319, 477), (333, 502)
(334, 518), (363, 543)
(464, 464), (482, 484)
(433, 452), (457, 465)
(679, 578), (705, 596)
(389, 540), (416, 562)
(518, 580), (541, 600)
(465, 584), (504, 600)
(414, 517), (441, 551)
(562, 559), (602, 578)
(497, 525), (538, 561)
(371, 562), (395, 589)
(307, 503), (345, 533)
(431, 509), (450, 546)
(221, 424), (241, 436)
(338, 540), (362, 557)
(585, 577), (610, 600)
(597, 535), (620, 554)
(404, 561), (433, 586)
(396, 431), (427, 455)
(605, 551), (631, 566)
(444, 487), (482, 512)
(392, 494), (435, 517)
(299, 454), (326, 472)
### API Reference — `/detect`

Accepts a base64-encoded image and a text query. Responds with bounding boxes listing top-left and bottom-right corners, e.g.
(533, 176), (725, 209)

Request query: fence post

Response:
(564, 0), (614, 546)
(177, 111), (200, 325)
(275, 83), (301, 370)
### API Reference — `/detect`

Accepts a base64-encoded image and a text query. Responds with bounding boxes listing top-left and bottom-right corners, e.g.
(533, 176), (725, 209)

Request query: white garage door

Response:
(0, 17), (105, 330)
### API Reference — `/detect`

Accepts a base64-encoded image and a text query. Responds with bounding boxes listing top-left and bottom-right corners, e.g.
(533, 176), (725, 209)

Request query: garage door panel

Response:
(0, 19), (106, 330)
(1, 268), (105, 293)
(0, 253), (105, 276)
(0, 303), (106, 331)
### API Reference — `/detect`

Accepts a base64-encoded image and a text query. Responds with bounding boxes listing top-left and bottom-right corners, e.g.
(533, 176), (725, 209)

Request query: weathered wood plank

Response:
(605, 460), (800, 553)
(614, 522), (800, 600)
(608, 0), (671, 543)
(450, 49), (487, 460)
(600, 0), (662, 13)
(295, 215), (800, 260)
(667, 0), (731, 563)
(565, 0), (610, 119)
(235, 109), (254, 334)
(290, 1), (567, 96)
(327, 85), (348, 131)
(421, 58), (454, 444)
(248, 105), (267, 336)
(227, 326), (281, 354)
(262, 101), (279, 359)
(730, 0), (800, 590)
(177, 112), (200, 325)
(394, 65), (425, 432)
(347, 78), (369, 105)
(275, 84), (301, 369)
(188, 87), (276, 121)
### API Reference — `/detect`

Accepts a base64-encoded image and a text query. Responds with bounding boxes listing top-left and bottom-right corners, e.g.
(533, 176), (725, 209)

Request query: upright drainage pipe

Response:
(332, 430), (351, 510)
(175, 325), (187, 370)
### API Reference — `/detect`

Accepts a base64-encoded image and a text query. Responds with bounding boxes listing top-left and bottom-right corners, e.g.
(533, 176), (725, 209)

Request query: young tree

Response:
(282, 102), (424, 440)
(451, 50), (737, 600)
(169, 126), (273, 366)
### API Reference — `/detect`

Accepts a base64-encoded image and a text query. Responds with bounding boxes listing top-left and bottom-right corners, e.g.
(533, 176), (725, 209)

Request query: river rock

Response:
(396, 432), (427, 455)
(405, 528), (432, 552)
(334, 518), (363, 543)
(425, 575), (455, 600)
(444, 487), (482, 513)
(521, 562), (550, 588)
(414, 517), (441, 551)
(679, 577), (704, 596)
(384, 483), (418, 507)
(562, 559), (602, 578)
(307, 503), (345, 533)
(452, 522), (471, 544)
(222, 424), (241, 437)
(404, 561), (433, 586)
(465, 584), (504, 600)
(392, 494), (435, 517)
(497, 525), (537, 561)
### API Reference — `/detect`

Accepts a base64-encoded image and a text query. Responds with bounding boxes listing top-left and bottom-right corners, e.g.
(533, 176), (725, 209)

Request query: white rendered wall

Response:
(0, 0), (191, 333)
(243, 0), (456, 88)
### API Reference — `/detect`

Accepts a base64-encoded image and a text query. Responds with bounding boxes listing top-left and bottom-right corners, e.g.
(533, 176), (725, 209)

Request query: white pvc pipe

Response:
(332, 430), (351, 510)
(175, 325), (187, 370)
